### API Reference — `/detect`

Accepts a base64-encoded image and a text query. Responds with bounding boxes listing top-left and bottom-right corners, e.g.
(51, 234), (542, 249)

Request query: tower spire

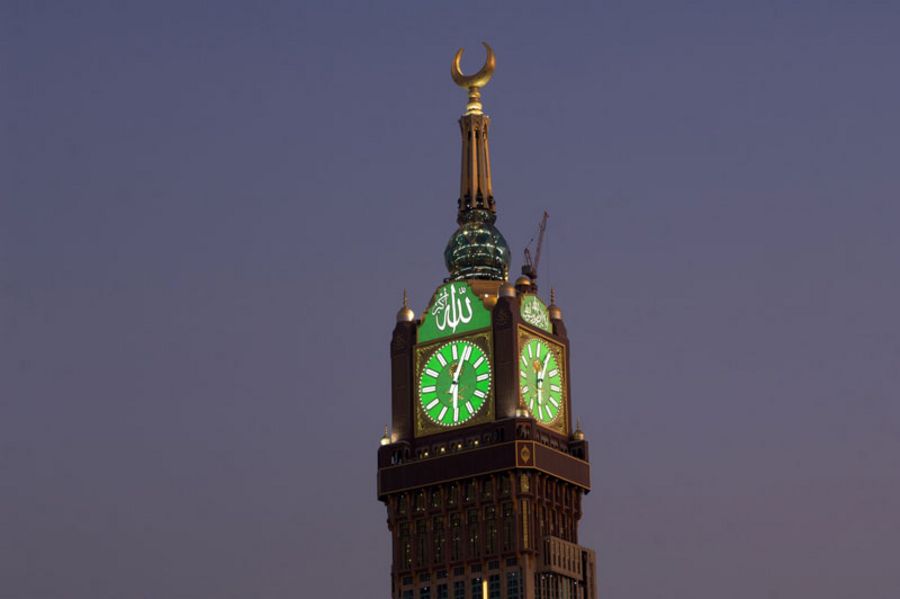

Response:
(451, 42), (496, 219)
(444, 43), (510, 281)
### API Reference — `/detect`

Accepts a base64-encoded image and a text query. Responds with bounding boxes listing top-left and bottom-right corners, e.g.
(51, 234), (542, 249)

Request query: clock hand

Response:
(453, 352), (466, 383)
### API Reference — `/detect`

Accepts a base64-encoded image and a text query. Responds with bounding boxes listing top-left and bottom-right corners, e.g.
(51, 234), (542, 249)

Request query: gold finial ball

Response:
(549, 303), (563, 321)
(396, 290), (415, 323)
(514, 275), (532, 290)
(549, 287), (562, 320)
(396, 305), (415, 323)
(573, 419), (585, 441)
(380, 426), (392, 446)
(499, 281), (516, 298)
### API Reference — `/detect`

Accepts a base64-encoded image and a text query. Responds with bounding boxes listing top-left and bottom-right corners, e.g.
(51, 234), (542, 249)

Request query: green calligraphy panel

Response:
(418, 281), (492, 343)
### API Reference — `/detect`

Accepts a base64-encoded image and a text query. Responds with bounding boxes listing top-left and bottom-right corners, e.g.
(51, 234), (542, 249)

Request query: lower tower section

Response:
(378, 419), (596, 599)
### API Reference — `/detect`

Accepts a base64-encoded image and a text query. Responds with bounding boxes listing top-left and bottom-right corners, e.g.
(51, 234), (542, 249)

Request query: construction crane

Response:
(522, 211), (549, 281)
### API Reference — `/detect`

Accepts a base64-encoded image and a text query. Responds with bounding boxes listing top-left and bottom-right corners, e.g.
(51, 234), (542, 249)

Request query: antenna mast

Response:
(522, 211), (549, 281)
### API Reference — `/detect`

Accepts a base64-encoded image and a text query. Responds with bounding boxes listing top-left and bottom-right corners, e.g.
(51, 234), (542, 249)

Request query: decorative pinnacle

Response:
(451, 42), (496, 115)
(550, 288), (556, 304)
(396, 289), (416, 322)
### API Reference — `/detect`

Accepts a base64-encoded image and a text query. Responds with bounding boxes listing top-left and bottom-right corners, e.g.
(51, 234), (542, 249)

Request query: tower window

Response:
(484, 505), (497, 554)
(415, 519), (427, 566)
(481, 477), (493, 500)
(450, 514), (462, 562)
(399, 522), (411, 569)
(464, 481), (476, 503)
(506, 570), (521, 599)
(502, 502), (514, 552)
(471, 577), (483, 599)
(488, 574), (500, 599)
(467, 508), (480, 558)
(433, 516), (445, 564)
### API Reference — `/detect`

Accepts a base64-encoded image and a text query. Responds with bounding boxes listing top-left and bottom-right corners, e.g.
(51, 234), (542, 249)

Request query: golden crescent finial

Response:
(451, 42), (496, 89)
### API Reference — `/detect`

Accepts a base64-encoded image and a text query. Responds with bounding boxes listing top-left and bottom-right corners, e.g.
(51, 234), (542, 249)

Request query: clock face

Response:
(419, 339), (492, 427)
(519, 338), (563, 424)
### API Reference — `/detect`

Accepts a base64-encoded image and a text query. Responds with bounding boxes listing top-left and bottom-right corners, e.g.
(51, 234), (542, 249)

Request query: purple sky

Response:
(3, 1), (900, 597)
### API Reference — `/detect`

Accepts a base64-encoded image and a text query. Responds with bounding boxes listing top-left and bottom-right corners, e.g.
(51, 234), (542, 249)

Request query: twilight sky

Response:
(3, 1), (900, 598)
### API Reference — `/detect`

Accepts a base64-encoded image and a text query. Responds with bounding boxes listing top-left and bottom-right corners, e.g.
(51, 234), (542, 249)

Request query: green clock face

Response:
(519, 338), (563, 424)
(419, 339), (492, 427)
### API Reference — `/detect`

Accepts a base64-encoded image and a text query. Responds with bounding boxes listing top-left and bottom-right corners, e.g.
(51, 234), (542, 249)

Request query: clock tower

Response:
(377, 44), (597, 599)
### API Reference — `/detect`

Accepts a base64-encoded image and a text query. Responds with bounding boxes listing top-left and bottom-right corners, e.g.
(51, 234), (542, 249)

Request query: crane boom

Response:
(522, 211), (549, 280)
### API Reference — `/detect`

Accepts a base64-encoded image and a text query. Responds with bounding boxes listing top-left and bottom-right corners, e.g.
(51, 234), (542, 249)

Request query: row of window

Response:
(397, 476), (515, 516)
(394, 473), (581, 520)
(399, 571), (521, 599)
(398, 504), (517, 568)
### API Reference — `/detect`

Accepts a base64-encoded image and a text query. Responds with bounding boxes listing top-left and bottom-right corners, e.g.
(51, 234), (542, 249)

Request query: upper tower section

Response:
(453, 42), (495, 215)
(444, 43), (510, 282)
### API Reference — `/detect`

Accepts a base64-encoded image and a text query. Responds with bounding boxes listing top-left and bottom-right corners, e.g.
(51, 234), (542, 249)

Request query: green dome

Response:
(444, 210), (510, 281)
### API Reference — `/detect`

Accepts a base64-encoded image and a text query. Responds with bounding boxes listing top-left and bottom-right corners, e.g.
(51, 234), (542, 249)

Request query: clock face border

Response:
(517, 326), (568, 436)
(414, 330), (495, 438)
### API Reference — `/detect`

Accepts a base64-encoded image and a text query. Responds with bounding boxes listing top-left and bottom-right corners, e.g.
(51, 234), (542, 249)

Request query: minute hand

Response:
(540, 352), (551, 381)
(453, 354), (465, 383)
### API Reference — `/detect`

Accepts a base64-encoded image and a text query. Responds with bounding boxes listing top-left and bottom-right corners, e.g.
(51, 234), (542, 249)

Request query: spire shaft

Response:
(457, 113), (495, 219)
(445, 43), (510, 281)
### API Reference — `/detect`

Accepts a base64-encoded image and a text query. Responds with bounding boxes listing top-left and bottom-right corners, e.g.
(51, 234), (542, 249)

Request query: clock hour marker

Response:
(436, 353), (447, 367)
(520, 370), (527, 378)
(438, 406), (448, 421)
(462, 344), (472, 361)
(422, 385), (436, 393)
(453, 405), (459, 421)
(426, 398), (440, 410)
(521, 355), (527, 366)
(465, 401), (474, 415)
(473, 389), (486, 399)
(548, 396), (559, 408)
(522, 386), (529, 394)
(451, 344), (458, 360)
(527, 344), (533, 358)
(548, 369), (558, 378)
(537, 405), (544, 420)
(476, 373), (489, 382)
(425, 368), (439, 378)
(550, 384), (561, 393)
(473, 356), (484, 369)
